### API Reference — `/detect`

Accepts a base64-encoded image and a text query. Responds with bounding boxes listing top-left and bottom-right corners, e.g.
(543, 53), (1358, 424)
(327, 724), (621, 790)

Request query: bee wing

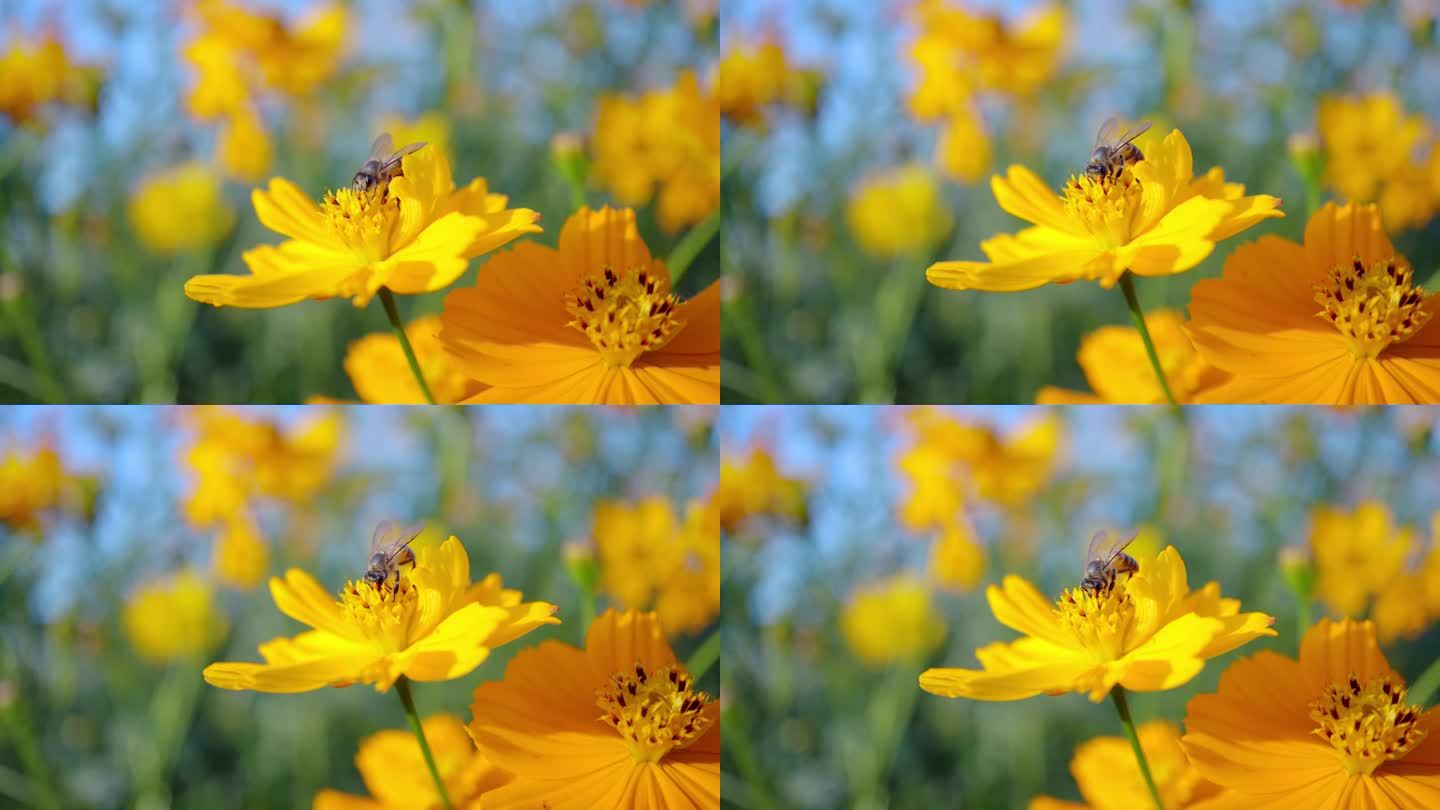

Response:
(370, 520), (424, 561)
(1093, 117), (1121, 150)
(377, 141), (427, 173)
(1085, 529), (1138, 566)
(1112, 121), (1153, 149)
(366, 132), (395, 163)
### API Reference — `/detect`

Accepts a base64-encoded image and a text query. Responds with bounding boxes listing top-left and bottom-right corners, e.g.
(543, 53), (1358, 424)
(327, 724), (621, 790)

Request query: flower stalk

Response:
(395, 676), (454, 810)
(667, 208), (720, 286)
(685, 626), (722, 681)
(1111, 685), (1165, 810)
(1118, 272), (1180, 410)
(378, 287), (437, 405)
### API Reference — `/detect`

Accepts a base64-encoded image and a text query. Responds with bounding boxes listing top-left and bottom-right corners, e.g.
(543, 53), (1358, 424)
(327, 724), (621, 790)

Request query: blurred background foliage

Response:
(718, 405), (1440, 808)
(0, 405), (718, 808)
(0, 0), (718, 403)
(720, 0), (1440, 403)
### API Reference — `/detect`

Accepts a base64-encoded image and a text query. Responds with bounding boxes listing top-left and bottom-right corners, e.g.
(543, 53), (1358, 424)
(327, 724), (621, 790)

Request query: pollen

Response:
(321, 187), (401, 262)
(1313, 255), (1431, 359)
(1308, 672), (1427, 775)
(1062, 169), (1145, 250)
(339, 577), (419, 653)
(596, 663), (713, 763)
(564, 265), (685, 368)
(1056, 580), (1136, 661)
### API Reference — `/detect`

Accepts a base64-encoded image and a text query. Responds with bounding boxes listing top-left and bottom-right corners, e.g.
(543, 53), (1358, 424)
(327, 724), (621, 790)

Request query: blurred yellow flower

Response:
(1318, 92), (1436, 230)
(592, 497), (719, 636)
(376, 112), (453, 163)
(1182, 619), (1440, 808)
(592, 71), (720, 233)
(902, 408), (1062, 509)
(0, 444), (83, 533)
(928, 520), (987, 593)
(928, 129), (1282, 292)
(438, 206), (720, 404)
(1036, 309), (1226, 404)
(123, 570), (227, 665)
(468, 609), (719, 809)
(213, 514), (270, 590)
(846, 164), (953, 260)
(1188, 203), (1440, 403)
(216, 106), (274, 183)
(921, 546), (1275, 702)
(313, 714), (509, 810)
(1307, 501), (1411, 618)
(1029, 720), (1221, 810)
(343, 314), (481, 404)
(716, 42), (788, 126)
(896, 442), (964, 532)
(183, 408), (342, 527)
(185, 0), (349, 120)
(908, 1), (1067, 120)
(204, 536), (559, 692)
(842, 574), (946, 667)
(185, 146), (540, 308)
(936, 109), (992, 184)
(0, 37), (101, 124)
(129, 162), (235, 256)
(713, 446), (808, 533)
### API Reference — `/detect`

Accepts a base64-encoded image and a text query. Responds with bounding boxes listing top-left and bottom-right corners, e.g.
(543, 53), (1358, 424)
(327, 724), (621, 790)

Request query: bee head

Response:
(351, 172), (376, 194)
(363, 568), (386, 587)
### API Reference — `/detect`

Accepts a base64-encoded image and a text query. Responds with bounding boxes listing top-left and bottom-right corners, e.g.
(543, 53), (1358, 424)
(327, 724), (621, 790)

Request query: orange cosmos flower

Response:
(1188, 202), (1440, 403)
(467, 609), (719, 809)
(438, 206), (719, 404)
(1029, 720), (1221, 809)
(1036, 309), (1227, 404)
(1182, 619), (1440, 809)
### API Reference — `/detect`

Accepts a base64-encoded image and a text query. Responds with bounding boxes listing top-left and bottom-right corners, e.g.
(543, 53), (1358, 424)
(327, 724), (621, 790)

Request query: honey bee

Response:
(363, 520), (422, 589)
(1085, 118), (1152, 180)
(351, 133), (427, 195)
(1079, 529), (1140, 596)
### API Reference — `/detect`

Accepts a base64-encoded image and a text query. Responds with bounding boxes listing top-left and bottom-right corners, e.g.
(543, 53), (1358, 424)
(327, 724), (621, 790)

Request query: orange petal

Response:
(1303, 202), (1397, 271)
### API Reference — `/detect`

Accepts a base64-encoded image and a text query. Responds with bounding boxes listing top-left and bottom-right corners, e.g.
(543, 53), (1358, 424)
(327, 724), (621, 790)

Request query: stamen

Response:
(597, 663), (712, 763)
(1055, 580), (1136, 663)
(1061, 168), (1145, 250)
(321, 186), (401, 262)
(1309, 672), (1427, 775)
(1313, 255), (1430, 359)
(565, 265), (685, 367)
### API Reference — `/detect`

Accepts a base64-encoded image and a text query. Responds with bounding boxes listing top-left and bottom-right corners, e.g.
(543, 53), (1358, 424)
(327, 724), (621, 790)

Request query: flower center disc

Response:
(340, 577), (419, 652)
(1055, 581), (1136, 661)
(1062, 170), (1144, 249)
(597, 663), (712, 763)
(1314, 256), (1431, 359)
(1308, 672), (1426, 775)
(565, 266), (685, 368)
(322, 187), (401, 263)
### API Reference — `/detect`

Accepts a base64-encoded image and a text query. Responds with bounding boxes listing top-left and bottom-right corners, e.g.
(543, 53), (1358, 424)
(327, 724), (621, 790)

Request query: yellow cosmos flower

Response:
(907, 1), (1067, 116)
(1188, 202), (1440, 403)
(1029, 720), (1222, 810)
(0, 37), (101, 124)
(902, 407), (1062, 509)
(928, 129), (1282, 292)
(936, 109), (993, 184)
(128, 162), (234, 256)
(467, 609), (719, 809)
(716, 42), (789, 126)
(1036, 309), (1226, 404)
(1182, 619), (1440, 809)
(1308, 501), (1411, 618)
(343, 314), (482, 404)
(846, 164), (953, 260)
(204, 536), (559, 693)
(0, 444), (88, 533)
(713, 446), (808, 534)
(123, 570), (227, 665)
(183, 408), (341, 527)
(213, 514), (270, 590)
(928, 520), (988, 594)
(592, 71), (720, 233)
(314, 714), (510, 810)
(438, 206), (719, 404)
(1317, 92), (1436, 229)
(185, 146), (541, 309)
(920, 545), (1275, 702)
(841, 574), (946, 668)
(216, 106), (274, 183)
(592, 497), (719, 636)
(896, 442), (965, 533)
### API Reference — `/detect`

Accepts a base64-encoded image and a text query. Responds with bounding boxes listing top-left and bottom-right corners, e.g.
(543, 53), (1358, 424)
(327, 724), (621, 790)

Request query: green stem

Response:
(667, 208), (719, 286)
(684, 626), (721, 681)
(394, 676), (454, 810)
(0, 660), (61, 810)
(1118, 272), (1179, 410)
(1295, 597), (1312, 654)
(1111, 685), (1165, 810)
(378, 287), (437, 405)
(1408, 653), (1440, 708)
